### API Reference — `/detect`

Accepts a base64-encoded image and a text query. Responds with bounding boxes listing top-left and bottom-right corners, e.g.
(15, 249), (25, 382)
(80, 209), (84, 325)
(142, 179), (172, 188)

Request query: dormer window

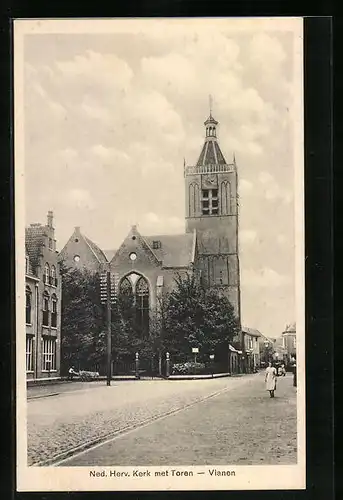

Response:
(152, 240), (161, 250)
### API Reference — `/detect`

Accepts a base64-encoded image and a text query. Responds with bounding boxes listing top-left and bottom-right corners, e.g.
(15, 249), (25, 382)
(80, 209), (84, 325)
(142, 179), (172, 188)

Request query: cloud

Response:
(91, 144), (130, 164)
(56, 50), (134, 91)
(59, 148), (78, 163)
(258, 171), (292, 204)
(140, 212), (185, 234)
(66, 188), (95, 210)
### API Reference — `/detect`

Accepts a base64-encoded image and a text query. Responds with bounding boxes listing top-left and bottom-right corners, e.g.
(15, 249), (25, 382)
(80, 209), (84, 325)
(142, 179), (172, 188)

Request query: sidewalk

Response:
(27, 372), (245, 399)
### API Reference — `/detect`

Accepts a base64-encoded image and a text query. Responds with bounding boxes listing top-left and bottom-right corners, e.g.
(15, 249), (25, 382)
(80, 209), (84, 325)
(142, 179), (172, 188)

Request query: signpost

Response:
(192, 347), (199, 363)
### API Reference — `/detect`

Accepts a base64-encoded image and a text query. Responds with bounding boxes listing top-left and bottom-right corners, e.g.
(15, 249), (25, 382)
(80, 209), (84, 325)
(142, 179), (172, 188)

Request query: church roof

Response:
(143, 233), (195, 268)
(84, 236), (108, 264)
(107, 232), (195, 269)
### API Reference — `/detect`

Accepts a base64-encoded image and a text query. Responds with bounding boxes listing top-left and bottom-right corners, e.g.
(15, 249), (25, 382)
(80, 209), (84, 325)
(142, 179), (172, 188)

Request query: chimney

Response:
(47, 211), (54, 228)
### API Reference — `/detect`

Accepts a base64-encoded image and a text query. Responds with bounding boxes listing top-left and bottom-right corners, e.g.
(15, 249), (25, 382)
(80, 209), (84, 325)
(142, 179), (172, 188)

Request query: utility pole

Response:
(106, 269), (112, 386)
(100, 268), (112, 386)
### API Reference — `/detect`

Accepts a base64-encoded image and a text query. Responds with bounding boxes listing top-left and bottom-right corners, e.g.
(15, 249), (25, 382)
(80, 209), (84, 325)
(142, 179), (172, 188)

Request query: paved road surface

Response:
(27, 373), (296, 467)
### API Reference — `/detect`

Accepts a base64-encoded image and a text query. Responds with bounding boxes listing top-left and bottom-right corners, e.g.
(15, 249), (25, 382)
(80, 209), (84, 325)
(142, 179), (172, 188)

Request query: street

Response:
(27, 372), (297, 467)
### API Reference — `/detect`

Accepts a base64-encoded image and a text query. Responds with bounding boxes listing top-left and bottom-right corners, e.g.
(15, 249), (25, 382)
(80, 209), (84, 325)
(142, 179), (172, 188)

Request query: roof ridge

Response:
(84, 235), (108, 263)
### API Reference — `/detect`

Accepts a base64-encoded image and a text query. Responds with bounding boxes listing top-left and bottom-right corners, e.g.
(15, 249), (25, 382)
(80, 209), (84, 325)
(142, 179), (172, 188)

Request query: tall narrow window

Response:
(44, 263), (50, 285)
(42, 292), (49, 327)
(51, 295), (57, 328)
(26, 256), (29, 274)
(42, 338), (56, 371)
(48, 238), (53, 250)
(135, 276), (149, 338)
(26, 336), (33, 372)
(202, 189), (218, 215)
(51, 265), (57, 286)
(26, 286), (32, 324)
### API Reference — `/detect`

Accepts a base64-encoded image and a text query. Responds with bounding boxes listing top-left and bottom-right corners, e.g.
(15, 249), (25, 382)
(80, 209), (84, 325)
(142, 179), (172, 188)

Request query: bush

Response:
(171, 361), (207, 375)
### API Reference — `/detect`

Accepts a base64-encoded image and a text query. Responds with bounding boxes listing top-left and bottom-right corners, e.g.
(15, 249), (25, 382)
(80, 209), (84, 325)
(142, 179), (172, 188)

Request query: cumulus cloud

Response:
(56, 50), (134, 91)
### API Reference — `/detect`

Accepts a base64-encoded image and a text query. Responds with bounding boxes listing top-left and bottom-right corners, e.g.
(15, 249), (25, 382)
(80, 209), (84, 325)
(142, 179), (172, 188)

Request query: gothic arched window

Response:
(135, 276), (149, 338)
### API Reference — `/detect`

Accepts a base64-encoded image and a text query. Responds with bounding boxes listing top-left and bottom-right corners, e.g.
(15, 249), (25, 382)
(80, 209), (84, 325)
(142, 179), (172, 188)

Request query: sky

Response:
(22, 19), (303, 339)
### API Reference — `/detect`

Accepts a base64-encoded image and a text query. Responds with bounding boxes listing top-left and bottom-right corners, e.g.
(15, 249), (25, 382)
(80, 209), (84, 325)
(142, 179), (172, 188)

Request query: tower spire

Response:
(209, 94), (213, 117)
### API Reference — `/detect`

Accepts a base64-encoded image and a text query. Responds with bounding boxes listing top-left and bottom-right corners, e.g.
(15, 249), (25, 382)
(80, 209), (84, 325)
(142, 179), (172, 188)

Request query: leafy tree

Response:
(163, 273), (239, 359)
(60, 265), (104, 373)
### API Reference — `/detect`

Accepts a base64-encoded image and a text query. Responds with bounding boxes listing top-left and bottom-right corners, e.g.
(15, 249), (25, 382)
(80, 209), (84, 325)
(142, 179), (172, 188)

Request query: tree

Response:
(163, 273), (239, 359)
(60, 266), (104, 373)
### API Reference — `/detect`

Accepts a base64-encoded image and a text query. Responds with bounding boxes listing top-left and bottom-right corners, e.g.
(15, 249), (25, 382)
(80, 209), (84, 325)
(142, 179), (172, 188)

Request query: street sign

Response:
(192, 348), (199, 353)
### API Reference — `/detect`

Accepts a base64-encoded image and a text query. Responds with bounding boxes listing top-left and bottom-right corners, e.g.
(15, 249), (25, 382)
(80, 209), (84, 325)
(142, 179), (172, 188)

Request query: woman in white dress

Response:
(265, 362), (277, 398)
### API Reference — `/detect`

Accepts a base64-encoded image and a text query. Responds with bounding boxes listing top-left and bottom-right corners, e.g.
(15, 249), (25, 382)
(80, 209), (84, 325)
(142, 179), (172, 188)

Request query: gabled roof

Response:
(242, 326), (262, 338)
(84, 236), (108, 264)
(108, 230), (196, 269)
(143, 233), (195, 268)
(104, 249), (117, 262)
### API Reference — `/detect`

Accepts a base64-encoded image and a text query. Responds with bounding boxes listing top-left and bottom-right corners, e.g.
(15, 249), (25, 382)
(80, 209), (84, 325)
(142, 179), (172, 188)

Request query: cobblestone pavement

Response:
(62, 372), (297, 467)
(27, 375), (254, 466)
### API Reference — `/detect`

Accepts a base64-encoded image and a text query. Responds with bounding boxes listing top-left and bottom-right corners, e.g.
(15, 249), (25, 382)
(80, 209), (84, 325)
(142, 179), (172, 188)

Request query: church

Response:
(59, 111), (242, 340)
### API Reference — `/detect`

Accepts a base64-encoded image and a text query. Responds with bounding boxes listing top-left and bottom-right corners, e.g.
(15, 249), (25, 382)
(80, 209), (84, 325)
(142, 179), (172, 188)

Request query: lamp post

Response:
(209, 354), (215, 378)
(166, 352), (170, 378)
(135, 352), (140, 379)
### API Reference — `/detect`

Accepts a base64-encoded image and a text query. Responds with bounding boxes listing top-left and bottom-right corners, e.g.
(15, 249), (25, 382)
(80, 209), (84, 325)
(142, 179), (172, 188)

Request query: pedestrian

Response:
(280, 363), (286, 377)
(68, 366), (76, 381)
(265, 361), (277, 398)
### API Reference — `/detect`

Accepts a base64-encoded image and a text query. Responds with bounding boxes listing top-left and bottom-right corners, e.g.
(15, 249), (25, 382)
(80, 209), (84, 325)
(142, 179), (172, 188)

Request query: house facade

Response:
(242, 326), (261, 372)
(281, 322), (296, 364)
(25, 211), (62, 380)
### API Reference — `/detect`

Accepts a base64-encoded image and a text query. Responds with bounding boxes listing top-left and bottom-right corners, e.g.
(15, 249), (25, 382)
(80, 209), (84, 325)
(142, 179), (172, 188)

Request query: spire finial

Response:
(209, 94), (213, 116)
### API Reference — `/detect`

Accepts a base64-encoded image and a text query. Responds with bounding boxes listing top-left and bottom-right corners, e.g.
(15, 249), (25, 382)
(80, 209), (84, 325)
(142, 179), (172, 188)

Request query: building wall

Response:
(25, 275), (39, 380)
(26, 217), (62, 380)
(58, 227), (103, 273)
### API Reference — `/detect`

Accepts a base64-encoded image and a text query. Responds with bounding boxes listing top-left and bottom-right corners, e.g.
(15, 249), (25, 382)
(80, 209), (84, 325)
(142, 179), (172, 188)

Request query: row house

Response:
(242, 326), (261, 372)
(25, 211), (62, 380)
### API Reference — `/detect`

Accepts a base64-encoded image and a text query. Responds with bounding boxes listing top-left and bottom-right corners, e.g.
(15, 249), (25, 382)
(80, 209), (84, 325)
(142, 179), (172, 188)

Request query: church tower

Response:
(185, 110), (241, 321)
